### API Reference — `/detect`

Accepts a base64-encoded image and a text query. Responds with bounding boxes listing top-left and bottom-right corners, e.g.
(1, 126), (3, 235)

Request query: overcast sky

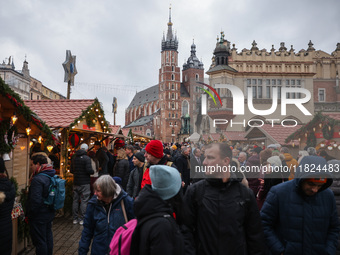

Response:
(1, 0), (339, 126)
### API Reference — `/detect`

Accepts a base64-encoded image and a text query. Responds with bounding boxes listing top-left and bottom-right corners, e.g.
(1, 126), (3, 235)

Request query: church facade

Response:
(124, 9), (204, 143)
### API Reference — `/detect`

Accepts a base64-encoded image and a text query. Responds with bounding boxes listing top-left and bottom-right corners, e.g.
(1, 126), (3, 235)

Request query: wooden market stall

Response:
(25, 98), (119, 177)
(0, 78), (54, 254)
(285, 112), (340, 159)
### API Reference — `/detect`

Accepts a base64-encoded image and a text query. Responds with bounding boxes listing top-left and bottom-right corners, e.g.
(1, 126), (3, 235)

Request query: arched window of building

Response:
(171, 74), (175, 81)
(182, 100), (189, 116)
(195, 74), (199, 81)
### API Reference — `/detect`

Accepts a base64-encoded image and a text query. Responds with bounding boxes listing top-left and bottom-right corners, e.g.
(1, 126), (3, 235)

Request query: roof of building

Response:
(180, 83), (190, 98)
(223, 131), (248, 141)
(109, 125), (121, 135)
(127, 85), (159, 109)
(323, 113), (340, 121)
(183, 42), (204, 71)
(25, 99), (96, 128)
(246, 124), (302, 145)
(210, 133), (220, 141)
(206, 65), (238, 74)
(124, 115), (154, 128)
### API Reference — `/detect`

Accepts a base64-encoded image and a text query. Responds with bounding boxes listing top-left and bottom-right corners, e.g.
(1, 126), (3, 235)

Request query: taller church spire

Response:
(162, 6), (178, 51)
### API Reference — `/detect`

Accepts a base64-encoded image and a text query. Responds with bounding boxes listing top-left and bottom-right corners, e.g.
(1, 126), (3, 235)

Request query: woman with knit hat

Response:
(130, 165), (184, 255)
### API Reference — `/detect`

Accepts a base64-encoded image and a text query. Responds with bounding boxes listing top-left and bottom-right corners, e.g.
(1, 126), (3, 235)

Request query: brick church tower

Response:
(157, 7), (181, 143)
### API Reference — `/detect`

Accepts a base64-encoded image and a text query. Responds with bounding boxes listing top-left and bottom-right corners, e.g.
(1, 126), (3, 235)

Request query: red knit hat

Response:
(145, 140), (163, 158)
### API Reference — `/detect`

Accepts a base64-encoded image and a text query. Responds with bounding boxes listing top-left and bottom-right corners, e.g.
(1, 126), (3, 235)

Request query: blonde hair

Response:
(116, 148), (127, 160)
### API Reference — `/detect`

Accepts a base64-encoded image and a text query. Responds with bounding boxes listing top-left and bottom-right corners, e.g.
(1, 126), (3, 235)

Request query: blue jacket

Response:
(78, 190), (134, 255)
(261, 156), (340, 255)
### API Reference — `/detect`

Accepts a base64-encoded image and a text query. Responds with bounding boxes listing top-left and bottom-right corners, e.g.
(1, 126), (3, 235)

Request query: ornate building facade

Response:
(203, 33), (340, 134)
(125, 9), (204, 143)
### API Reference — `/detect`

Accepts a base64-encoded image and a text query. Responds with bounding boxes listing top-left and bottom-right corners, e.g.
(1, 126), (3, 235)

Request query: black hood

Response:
(134, 185), (173, 220)
(76, 149), (87, 156)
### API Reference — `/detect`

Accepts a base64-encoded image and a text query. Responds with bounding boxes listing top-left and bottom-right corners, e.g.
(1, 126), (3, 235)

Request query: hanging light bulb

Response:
(319, 123), (322, 128)
(327, 146), (333, 151)
(26, 124), (31, 136)
(38, 133), (43, 144)
(11, 113), (18, 124)
(313, 127), (316, 132)
(329, 125), (332, 131)
(47, 145), (53, 152)
(305, 133), (308, 137)
(29, 141), (33, 148)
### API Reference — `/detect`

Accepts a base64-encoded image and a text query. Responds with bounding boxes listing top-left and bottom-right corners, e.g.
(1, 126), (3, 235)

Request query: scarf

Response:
(29, 164), (54, 184)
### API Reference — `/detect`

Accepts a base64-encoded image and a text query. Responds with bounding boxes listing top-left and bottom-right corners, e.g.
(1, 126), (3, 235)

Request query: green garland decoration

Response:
(0, 119), (18, 153)
(285, 112), (340, 144)
(322, 123), (334, 140)
(306, 132), (316, 148)
(18, 189), (30, 242)
(0, 78), (55, 150)
(69, 98), (111, 132)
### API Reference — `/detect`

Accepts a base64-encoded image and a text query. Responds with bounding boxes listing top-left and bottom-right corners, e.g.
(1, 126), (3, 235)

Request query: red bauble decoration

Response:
(114, 139), (125, 148)
(68, 134), (80, 148)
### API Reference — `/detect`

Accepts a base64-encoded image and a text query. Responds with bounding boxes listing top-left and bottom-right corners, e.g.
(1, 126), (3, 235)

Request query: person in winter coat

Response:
(175, 146), (191, 193)
(79, 175), (134, 255)
(113, 148), (130, 190)
(27, 154), (56, 255)
(0, 158), (16, 255)
(257, 154), (284, 210)
(245, 146), (262, 196)
(94, 141), (109, 175)
(141, 140), (176, 189)
(126, 152), (145, 199)
(130, 165), (184, 255)
(183, 143), (265, 255)
(328, 159), (340, 255)
(261, 156), (340, 255)
(280, 147), (298, 180)
(70, 143), (94, 225)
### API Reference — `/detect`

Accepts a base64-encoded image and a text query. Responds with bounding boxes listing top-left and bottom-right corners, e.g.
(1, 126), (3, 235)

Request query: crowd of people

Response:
(1, 139), (340, 255)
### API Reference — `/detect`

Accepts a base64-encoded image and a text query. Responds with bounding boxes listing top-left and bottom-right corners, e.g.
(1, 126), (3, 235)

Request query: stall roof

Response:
(246, 124), (302, 145)
(223, 131), (247, 141)
(25, 99), (96, 128)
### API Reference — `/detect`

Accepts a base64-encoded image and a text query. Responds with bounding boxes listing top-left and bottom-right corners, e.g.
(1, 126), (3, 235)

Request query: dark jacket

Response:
(113, 159), (130, 190)
(96, 147), (109, 175)
(261, 156), (340, 255)
(329, 160), (340, 255)
(78, 190), (134, 255)
(0, 177), (16, 255)
(107, 151), (115, 177)
(70, 149), (94, 186)
(130, 185), (184, 255)
(175, 154), (191, 189)
(183, 177), (265, 255)
(27, 168), (56, 221)
(126, 164), (144, 198)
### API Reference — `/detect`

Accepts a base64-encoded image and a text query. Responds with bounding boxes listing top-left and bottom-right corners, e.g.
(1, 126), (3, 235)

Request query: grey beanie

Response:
(149, 165), (181, 200)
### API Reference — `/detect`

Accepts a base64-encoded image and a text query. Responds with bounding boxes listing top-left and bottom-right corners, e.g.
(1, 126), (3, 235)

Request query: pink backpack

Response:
(109, 219), (137, 255)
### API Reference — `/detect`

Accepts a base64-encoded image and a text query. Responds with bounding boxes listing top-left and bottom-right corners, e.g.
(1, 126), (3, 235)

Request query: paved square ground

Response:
(22, 216), (84, 255)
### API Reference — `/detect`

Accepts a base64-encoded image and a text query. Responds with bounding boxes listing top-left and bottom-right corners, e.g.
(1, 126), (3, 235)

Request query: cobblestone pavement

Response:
(22, 216), (84, 255)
